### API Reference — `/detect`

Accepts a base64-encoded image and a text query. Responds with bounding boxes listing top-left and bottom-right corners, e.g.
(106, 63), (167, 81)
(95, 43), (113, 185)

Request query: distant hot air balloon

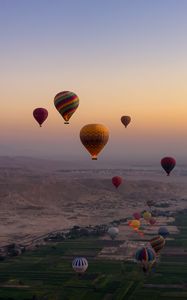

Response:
(161, 157), (176, 176)
(54, 91), (79, 124)
(135, 247), (156, 273)
(112, 176), (122, 188)
(158, 227), (169, 238)
(129, 220), (141, 230)
(72, 257), (88, 274)
(133, 212), (141, 220)
(107, 227), (119, 240)
(121, 116), (131, 128)
(80, 124), (109, 160)
(149, 217), (156, 225)
(33, 108), (48, 127)
(150, 235), (165, 254)
(142, 211), (152, 221)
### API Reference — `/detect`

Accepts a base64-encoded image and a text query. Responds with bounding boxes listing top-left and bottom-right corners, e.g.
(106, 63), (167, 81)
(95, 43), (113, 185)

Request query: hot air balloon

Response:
(133, 212), (141, 220)
(107, 227), (119, 240)
(54, 91), (79, 124)
(135, 247), (156, 273)
(158, 227), (169, 238)
(161, 157), (176, 176)
(72, 257), (88, 274)
(149, 217), (156, 225)
(33, 108), (48, 127)
(112, 176), (122, 188)
(121, 116), (131, 128)
(129, 220), (141, 230)
(142, 211), (152, 221)
(150, 235), (165, 254)
(80, 124), (109, 160)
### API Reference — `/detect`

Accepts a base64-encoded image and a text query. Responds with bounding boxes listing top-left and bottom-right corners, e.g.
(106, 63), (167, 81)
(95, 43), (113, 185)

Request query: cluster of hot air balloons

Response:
(33, 90), (177, 174)
(135, 231), (168, 273)
(33, 91), (80, 127)
(125, 207), (169, 273)
(33, 90), (174, 276)
(135, 247), (156, 273)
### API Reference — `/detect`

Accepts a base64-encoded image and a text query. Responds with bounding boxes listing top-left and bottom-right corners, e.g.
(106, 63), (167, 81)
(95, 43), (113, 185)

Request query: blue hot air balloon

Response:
(72, 257), (88, 274)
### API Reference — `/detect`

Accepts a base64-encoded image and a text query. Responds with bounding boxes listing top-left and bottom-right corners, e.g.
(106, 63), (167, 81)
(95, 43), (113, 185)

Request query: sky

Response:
(0, 0), (187, 165)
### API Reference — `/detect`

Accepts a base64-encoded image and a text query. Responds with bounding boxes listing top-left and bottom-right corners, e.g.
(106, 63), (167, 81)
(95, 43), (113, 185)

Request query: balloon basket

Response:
(64, 121), (69, 124)
(92, 157), (97, 160)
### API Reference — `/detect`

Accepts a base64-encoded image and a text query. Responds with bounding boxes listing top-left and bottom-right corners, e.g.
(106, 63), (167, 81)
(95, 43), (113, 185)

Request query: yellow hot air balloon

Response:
(143, 211), (152, 221)
(80, 124), (109, 160)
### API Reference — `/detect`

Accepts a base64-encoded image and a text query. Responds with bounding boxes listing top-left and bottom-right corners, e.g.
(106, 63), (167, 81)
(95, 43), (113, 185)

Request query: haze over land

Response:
(0, 156), (186, 246)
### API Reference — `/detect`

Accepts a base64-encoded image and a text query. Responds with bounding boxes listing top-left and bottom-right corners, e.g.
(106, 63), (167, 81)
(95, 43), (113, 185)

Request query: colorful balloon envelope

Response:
(150, 235), (165, 254)
(129, 219), (141, 230)
(121, 116), (131, 128)
(158, 227), (169, 238)
(54, 91), (79, 124)
(80, 124), (109, 160)
(107, 227), (119, 240)
(135, 247), (156, 272)
(142, 211), (152, 221)
(72, 257), (88, 274)
(112, 176), (122, 188)
(161, 157), (176, 176)
(133, 212), (141, 220)
(33, 108), (48, 127)
(149, 217), (156, 225)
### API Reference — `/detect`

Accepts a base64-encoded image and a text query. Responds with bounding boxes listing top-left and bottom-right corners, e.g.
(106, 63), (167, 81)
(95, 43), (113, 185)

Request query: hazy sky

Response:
(1, 0), (187, 164)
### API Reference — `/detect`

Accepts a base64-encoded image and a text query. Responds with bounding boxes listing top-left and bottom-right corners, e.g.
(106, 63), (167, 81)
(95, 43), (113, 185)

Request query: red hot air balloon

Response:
(161, 157), (176, 176)
(133, 212), (141, 220)
(33, 108), (48, 127)
(112, 176), (122, 188)
(149, 217), (156, 225)
(121, 116), (131, 128)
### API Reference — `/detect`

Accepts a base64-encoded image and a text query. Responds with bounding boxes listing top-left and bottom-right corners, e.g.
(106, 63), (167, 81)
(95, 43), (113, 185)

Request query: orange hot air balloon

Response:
(129, 219), (141, 230)
(80, 124), (109, 160)
(121, 116), (131, 128)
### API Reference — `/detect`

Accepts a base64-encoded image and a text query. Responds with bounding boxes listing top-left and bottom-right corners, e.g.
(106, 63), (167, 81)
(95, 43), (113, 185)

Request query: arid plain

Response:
(0, 157), (186, 246)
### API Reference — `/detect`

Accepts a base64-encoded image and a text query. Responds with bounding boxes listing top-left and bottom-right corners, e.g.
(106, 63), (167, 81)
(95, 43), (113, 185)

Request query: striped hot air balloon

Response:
(135, 247), (156, 272)
(54, 91), (79, 124)
(72, 257), (88, 274)
(150, 235), (165, 254)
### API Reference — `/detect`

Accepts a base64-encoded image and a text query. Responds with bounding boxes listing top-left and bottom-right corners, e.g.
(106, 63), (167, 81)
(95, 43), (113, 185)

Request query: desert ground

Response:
(0, 157), (186, 246)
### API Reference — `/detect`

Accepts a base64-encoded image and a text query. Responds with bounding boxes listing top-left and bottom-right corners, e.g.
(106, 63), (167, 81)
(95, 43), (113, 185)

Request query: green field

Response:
(0, 213), (187, 300)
